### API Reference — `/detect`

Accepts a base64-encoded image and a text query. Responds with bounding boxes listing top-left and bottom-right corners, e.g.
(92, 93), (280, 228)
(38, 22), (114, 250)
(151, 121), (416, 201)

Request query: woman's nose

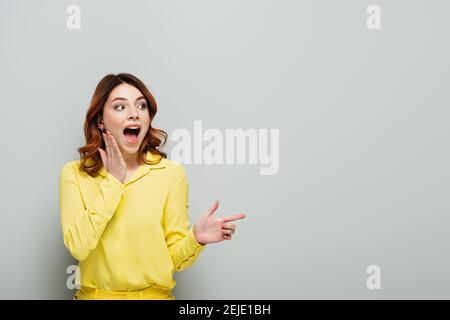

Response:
(128, 108), (139, 119)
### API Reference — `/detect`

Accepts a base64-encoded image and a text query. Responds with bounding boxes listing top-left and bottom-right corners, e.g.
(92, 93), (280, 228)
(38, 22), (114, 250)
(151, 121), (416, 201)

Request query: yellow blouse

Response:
(59, 151), (206, 292)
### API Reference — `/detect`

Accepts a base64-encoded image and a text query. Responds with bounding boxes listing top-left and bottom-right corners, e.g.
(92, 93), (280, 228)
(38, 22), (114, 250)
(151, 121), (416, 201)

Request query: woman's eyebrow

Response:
(111, 96), (146, 103)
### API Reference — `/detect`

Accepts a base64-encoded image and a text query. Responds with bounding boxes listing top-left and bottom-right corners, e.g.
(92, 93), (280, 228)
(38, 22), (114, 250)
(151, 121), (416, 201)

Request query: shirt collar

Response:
(98, 151), (166, 180)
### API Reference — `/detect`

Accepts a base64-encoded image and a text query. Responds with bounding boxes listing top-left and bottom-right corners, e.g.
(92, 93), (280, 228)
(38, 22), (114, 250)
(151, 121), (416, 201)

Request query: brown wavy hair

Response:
(77, 73), (168, 177)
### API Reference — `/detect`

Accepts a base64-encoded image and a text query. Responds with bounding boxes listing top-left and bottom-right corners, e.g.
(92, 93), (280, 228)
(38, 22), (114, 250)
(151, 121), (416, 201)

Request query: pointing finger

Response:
(223, 213), (246, 222)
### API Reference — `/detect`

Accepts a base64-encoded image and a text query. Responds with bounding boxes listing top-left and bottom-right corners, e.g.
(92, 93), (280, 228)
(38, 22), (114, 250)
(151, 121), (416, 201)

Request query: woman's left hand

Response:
(193, 200), (246, 245)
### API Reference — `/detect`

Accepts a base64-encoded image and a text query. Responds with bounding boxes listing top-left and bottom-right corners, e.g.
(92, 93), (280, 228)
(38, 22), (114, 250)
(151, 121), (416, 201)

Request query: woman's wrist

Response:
(193, 224), (206, 245)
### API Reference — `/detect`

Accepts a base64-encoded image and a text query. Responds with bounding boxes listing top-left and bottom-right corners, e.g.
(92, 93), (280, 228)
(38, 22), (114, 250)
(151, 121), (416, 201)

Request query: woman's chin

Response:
(119, 140), (140, 154)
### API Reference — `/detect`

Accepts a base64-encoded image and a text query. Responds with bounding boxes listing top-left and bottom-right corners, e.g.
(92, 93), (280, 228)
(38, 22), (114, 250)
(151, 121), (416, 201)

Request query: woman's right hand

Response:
(98, 130), (127, 184)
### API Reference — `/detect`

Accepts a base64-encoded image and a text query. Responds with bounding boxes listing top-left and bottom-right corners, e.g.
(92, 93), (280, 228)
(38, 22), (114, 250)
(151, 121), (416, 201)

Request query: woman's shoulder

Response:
(59, 159), (83, 177)
(159, 159), (190, 189)
(61, 159), (80, 170)
(60, 155), (187, 179)
(159, 157), (186, 174)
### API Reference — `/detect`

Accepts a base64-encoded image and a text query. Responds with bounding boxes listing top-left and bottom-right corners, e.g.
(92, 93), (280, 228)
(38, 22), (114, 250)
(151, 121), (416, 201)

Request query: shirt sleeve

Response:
(59, 163), (125, 262)
(163, 166), (206, 272)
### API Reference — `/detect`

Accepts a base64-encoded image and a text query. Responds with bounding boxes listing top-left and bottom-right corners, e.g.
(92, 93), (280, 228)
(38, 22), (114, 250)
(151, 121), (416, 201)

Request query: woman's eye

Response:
(114, 103), (146, 110)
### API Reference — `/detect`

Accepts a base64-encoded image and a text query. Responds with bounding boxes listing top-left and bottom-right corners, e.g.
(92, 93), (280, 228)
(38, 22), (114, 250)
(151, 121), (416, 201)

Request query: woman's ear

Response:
(97, 116), (105, 132)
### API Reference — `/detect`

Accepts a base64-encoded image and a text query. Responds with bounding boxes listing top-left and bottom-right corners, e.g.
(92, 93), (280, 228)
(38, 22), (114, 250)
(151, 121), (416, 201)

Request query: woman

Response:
(59, 73), (246, 300)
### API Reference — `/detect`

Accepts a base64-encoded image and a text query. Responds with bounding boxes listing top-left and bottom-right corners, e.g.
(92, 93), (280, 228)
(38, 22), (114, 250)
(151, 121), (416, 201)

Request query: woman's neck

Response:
(122, 152), (141, 170)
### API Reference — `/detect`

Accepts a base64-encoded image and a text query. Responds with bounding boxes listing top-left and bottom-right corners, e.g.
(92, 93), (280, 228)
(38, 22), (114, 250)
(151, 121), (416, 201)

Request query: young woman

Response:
(59, 73), (246, 300)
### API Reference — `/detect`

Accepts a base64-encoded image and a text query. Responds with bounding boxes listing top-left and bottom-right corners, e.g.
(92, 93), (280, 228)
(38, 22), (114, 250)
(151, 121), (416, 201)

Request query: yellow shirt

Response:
(59, 151), (206, 292)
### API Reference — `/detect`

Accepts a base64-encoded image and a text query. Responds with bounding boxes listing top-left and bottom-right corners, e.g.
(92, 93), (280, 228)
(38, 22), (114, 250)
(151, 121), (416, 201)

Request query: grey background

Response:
(1, 0), (449, 299)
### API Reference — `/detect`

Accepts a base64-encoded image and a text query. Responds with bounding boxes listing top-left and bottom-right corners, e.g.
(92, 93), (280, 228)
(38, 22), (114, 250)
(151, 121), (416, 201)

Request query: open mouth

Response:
(123, 127), (141, 144)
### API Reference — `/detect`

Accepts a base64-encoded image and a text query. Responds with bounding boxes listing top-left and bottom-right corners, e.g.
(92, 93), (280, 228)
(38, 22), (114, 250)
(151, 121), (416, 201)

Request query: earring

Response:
(99, 127), (106, 134)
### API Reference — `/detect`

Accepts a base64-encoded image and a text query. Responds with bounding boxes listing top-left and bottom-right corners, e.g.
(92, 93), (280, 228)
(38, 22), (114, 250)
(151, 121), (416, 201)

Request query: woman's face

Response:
(99, 83), (150, 157)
